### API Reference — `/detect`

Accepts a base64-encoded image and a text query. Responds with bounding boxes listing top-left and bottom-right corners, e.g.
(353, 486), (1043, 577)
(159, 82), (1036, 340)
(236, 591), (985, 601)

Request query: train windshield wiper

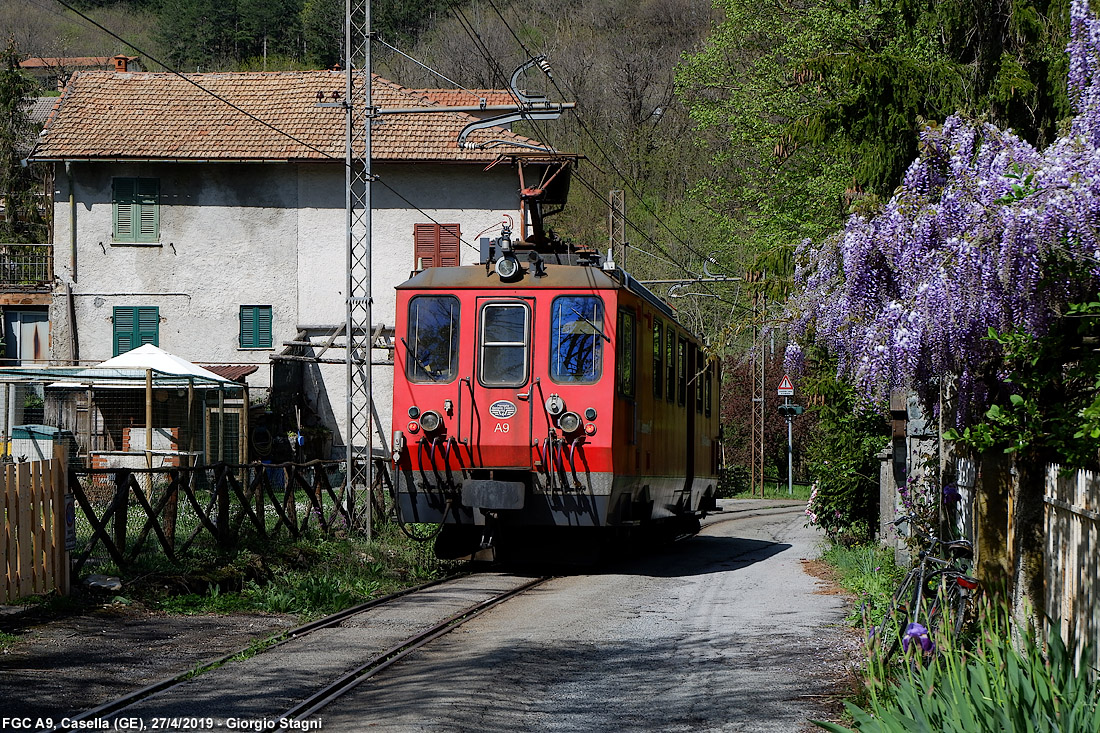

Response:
(400, 337), (441, 381)
(570, 307), (611, 343)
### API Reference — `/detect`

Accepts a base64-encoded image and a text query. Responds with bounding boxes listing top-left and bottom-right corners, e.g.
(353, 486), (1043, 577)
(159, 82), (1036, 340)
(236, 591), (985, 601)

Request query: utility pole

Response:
(609, 189), (626, 270)
(345, 0), (373, 536)
(749, 271), (766, 497)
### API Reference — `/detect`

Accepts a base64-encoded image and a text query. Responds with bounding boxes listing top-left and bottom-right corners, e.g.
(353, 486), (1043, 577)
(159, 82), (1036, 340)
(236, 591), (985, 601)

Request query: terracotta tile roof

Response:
(25, 97), (58, 125)
(203, 365), (260, 382)
(20, 57), (112, 69)
(30, 71), (554, 163)
(408, 89), (521, 108)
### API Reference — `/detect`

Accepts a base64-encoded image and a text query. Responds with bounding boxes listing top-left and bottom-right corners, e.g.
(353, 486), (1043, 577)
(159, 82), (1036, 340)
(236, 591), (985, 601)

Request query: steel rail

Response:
(282, 575), (550, 721)
(48, 573), (467, 732)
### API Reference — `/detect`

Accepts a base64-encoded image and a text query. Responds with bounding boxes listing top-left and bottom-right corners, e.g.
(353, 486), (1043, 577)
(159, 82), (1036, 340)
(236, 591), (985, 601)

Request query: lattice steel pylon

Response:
(345, 0), (373, 536)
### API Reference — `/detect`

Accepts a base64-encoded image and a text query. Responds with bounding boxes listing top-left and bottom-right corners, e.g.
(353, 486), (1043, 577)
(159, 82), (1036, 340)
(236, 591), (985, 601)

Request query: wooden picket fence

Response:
(1045, 465), (1100, 671)
(2, 445), (70, 603)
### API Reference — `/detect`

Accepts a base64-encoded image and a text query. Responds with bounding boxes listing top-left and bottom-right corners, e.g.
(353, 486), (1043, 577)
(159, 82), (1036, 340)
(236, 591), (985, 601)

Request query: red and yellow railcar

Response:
(391, 240), (720, 558)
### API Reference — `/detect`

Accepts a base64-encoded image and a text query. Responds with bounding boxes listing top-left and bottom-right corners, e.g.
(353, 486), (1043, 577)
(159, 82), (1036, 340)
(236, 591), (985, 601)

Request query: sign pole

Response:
(786, 396), (793, 496)
(777, 375), (795, 496)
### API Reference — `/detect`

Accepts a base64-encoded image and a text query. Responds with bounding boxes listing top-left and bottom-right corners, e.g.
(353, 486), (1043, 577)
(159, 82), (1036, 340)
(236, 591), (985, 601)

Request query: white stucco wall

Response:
(49, 159), (523, 452)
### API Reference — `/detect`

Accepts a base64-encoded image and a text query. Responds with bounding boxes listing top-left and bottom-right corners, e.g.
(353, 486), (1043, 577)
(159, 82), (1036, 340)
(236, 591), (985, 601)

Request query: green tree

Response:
(0, 35), (47, 243)
(677, 0), (1071, 290)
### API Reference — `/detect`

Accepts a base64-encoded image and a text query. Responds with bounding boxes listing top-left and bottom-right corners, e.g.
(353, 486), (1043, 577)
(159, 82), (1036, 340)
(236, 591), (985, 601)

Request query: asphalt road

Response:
(320, 500), (854, 732)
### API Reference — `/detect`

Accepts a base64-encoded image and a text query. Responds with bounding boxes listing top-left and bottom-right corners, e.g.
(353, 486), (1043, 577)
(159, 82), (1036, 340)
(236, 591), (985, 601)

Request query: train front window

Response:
(480, 302), (530, 387)
(405, 295), (459, 383)
(550, 295), (604, 383)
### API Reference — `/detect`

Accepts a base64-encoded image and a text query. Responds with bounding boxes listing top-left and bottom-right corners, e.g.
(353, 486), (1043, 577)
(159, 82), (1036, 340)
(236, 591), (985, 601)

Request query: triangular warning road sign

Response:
(777, 375), (794, 395)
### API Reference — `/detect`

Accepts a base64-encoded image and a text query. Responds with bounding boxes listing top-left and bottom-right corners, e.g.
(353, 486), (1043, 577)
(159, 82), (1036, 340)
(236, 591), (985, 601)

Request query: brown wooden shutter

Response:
(413, 223), (462, 269)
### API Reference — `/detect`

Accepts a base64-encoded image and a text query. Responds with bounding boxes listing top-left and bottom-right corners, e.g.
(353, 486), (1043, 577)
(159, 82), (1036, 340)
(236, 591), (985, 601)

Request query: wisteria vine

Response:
(785, 0), (1100, 423)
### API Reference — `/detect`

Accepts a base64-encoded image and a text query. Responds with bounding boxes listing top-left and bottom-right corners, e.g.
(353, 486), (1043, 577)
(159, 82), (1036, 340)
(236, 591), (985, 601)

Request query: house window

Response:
(113, 306), (159, 356)
(113, 178), (160, 243)
(550, 295), (604, 384)
(617, 310), (636, 398)
(413, 223), (460, 269)
(239, 305), (273, 349)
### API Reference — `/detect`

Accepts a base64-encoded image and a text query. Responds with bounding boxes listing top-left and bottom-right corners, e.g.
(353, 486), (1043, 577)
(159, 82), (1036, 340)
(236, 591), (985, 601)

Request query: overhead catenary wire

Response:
(478, 0), (739, 295)
(47, 0), (501, 257)
(446, 2), (712, 283)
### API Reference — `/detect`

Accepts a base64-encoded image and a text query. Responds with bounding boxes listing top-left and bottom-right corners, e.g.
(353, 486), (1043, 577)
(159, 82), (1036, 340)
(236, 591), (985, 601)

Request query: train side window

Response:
(696, 354), (704, 414)
(617, 310), (636, 397)
(480, 302), (530, 387)
(652, 318), (663, 399)
(677, 337), (687, 407)
(665, 325), (675, 402)
(705, 364), (713, 418)
(550, 295), (605, 383)
(405, 295), (460, 383)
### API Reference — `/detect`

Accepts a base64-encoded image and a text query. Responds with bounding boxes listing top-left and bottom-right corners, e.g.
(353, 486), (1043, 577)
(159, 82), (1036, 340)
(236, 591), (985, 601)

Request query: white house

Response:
(29, 69), (572, 457)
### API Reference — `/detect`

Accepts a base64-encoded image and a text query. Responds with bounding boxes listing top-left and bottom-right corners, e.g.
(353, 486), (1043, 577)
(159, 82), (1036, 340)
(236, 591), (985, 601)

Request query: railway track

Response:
(50, 572), (548, 732)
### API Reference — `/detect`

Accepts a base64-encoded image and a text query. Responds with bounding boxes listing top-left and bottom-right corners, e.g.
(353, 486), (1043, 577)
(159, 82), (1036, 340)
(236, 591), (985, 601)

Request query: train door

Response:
(472, 297), (534, 468)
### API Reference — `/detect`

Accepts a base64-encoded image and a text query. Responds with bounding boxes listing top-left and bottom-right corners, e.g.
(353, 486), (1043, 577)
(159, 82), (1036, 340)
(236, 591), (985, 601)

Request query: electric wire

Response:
(447, 2), (709, 282)
(47, 0), (494, 256)
(374, 35), (469, 91)
(480, 0), (737, 294)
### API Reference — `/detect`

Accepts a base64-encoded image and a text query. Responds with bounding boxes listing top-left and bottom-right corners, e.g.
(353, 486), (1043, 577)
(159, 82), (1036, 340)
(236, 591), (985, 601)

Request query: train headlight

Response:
(496, 255), (522, 281)
(545, 394), (565, 416)
(419, 410), (443, 433)
(558, 411), (582, 434)
(584, 423), (597, 436)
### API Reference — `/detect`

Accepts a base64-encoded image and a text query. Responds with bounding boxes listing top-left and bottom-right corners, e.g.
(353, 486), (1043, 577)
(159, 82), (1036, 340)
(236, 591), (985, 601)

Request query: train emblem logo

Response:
(489, 400), (517, 419)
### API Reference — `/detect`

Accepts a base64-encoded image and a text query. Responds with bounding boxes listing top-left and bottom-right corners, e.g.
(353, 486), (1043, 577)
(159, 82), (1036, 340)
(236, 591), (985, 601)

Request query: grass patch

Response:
(79, 522), (456, 620)
(821, 543), (904, 627)
(732, 480), (814, 501)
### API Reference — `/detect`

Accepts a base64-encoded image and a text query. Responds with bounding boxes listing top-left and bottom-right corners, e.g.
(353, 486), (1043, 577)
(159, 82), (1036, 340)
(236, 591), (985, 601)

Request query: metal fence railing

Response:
(0, 243), (52, 289)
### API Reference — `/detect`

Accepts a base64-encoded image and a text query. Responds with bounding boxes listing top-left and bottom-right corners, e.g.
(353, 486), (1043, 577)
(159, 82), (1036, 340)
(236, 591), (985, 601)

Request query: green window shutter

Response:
(113, 178), (159, 243)
(113, 178), (135, 241)
(113, 306), (159, 356)
(137, 306), (159, 346)
(135, 179), (159, 242)
(240, 306), (272, 348)
(113, 306), (134, 355)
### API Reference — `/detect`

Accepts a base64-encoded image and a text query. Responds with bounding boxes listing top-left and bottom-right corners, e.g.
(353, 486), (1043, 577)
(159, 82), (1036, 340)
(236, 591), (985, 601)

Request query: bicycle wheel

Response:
(875, 569), (920, 662)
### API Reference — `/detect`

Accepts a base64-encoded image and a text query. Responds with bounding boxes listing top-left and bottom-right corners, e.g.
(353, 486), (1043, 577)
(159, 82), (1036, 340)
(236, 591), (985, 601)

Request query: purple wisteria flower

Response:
(784, 0), (1100, 425)
(902, 622), (935, 654)
(943, 483), (961, 506)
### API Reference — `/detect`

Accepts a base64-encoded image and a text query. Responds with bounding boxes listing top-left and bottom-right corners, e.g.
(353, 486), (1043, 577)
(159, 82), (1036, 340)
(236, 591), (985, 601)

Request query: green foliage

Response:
(944, 303), (1100, 468)
(677, 0), (1072, 302)
(817, 601), (1100, 733)
(802, 355), (889, 543)
(822, 543), (903, 627)
(0, 35), (48, 243)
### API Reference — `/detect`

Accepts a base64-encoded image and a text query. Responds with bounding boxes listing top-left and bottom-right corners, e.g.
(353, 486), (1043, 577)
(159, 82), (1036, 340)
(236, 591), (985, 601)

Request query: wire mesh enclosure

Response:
(0, 357), (246, 472)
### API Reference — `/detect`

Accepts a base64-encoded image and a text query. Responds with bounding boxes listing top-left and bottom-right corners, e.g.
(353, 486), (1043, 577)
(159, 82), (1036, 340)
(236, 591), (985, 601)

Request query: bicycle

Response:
(873, 514), (980, 662)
